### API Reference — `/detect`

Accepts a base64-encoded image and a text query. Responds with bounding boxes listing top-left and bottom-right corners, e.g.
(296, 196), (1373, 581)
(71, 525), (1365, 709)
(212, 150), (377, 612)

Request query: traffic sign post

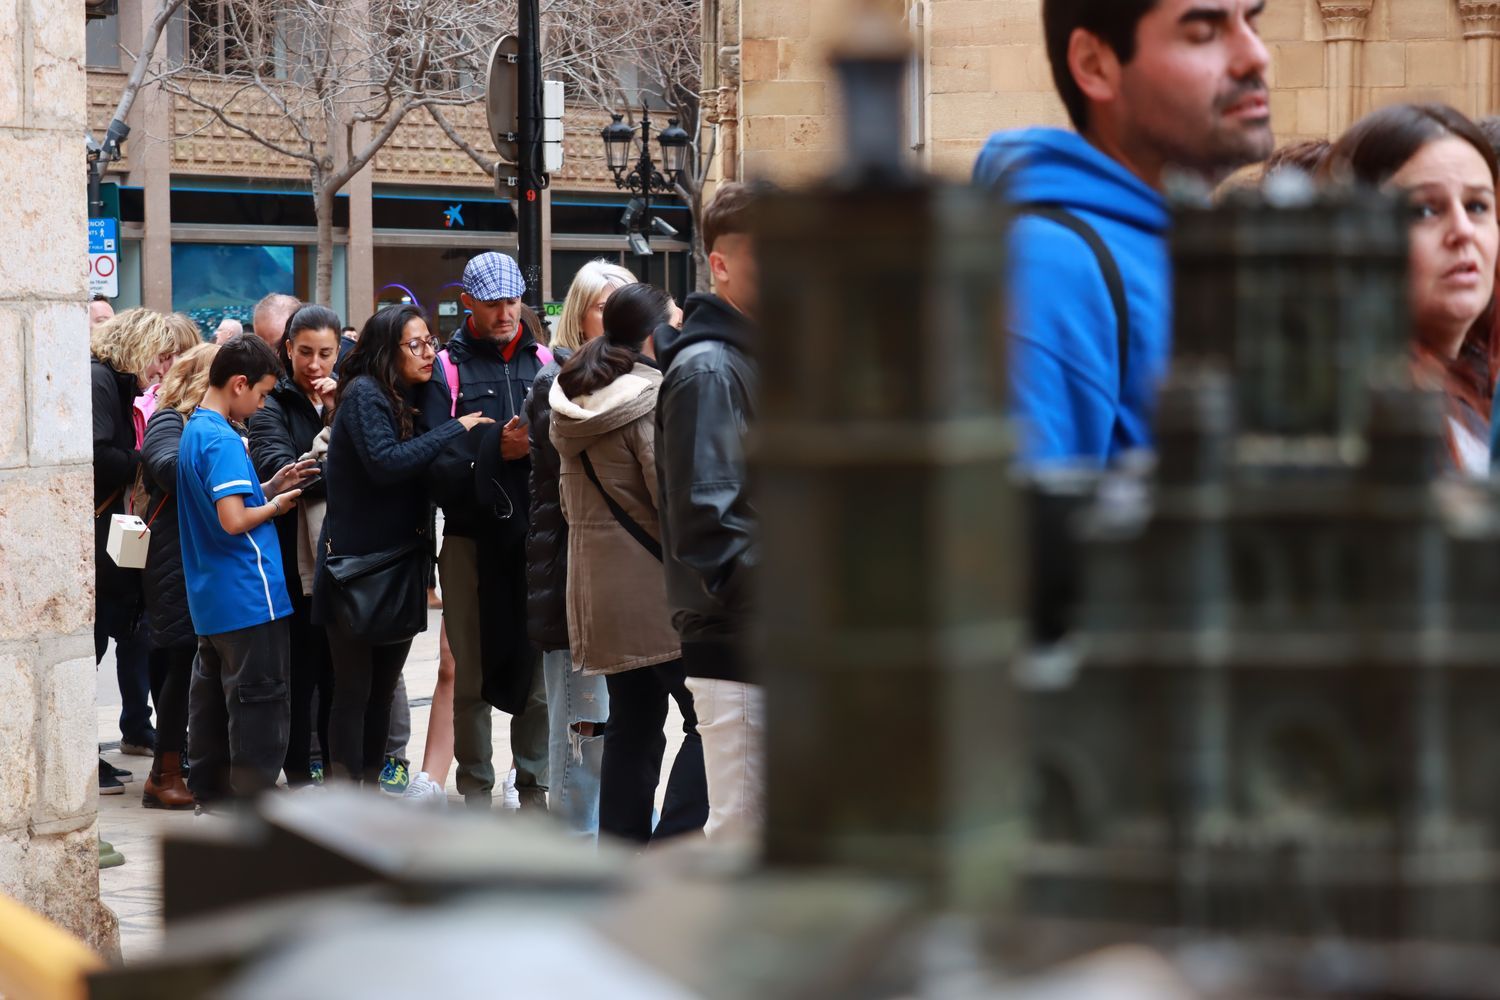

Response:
(88, 217), (118, 299)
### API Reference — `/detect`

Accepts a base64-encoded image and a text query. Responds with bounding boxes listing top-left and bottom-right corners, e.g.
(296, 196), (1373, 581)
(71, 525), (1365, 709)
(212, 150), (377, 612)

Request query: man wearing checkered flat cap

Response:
(419, 251), (554, 810)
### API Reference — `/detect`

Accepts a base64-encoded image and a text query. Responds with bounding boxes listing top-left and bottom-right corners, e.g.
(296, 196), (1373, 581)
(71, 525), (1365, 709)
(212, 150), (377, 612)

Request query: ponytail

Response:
(556, 282), (674, 398)
(557, 336), (639, 398)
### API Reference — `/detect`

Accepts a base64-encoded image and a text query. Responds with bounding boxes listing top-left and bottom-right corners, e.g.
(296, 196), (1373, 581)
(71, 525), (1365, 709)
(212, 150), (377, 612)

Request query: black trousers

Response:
(599, 659), (708, 844)
(148, 642), (194, 755)
(284, 595), (333, 786)
(325, 618), (411, 785)
(187, 618), (291, 805)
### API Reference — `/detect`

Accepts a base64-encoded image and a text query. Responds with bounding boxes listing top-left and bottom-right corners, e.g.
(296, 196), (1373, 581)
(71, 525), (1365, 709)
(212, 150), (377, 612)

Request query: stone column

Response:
(0, 2), (119, 954)
(719, 0), (741, 183)
(120, 0), (173, 312)
(1318, 0), (1373, 136)
(1460, 2), (1500, 118)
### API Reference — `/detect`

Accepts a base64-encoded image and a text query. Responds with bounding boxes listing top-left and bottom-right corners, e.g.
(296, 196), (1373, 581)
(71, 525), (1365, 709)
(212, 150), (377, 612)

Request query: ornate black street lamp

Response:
(601, 107), (690, 255)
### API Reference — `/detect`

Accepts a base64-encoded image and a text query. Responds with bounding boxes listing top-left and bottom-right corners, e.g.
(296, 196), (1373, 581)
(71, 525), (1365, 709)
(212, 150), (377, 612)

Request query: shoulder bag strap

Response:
(1011, 203), (1131, 396)
(579, 452), (662, 563)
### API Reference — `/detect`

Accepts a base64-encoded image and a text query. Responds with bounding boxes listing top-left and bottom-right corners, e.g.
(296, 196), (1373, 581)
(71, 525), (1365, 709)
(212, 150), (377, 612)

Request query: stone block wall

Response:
(734, 0), (1498, 185)
(0, 2), (117, 954)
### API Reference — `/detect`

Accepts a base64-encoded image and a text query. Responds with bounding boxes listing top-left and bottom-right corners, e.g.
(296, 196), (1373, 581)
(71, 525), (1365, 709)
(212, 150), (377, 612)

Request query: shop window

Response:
(171, 242), (309, 332)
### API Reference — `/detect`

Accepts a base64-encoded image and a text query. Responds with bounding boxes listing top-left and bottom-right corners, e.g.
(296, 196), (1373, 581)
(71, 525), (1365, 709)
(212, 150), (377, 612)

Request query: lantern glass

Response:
(657, 119), (691, 177)
(601, 114), (636, 173)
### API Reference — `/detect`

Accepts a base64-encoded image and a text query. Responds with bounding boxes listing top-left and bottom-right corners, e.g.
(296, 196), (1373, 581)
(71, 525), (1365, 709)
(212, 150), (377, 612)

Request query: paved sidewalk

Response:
(95, 607), (687, 963)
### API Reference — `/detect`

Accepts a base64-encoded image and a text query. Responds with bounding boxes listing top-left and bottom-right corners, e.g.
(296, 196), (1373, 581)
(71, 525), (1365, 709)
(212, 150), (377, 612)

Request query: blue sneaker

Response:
(378, 756), (410, 795)
(309, 759), (324, 785)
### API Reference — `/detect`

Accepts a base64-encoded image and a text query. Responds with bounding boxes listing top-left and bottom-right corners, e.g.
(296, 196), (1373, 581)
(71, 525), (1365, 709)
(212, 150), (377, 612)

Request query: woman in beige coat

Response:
(550, 283), (707, 844)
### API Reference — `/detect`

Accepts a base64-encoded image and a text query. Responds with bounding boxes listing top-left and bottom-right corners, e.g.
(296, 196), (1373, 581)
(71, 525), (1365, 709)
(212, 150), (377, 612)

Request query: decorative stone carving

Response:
(1318, 0), (1374, 41)
(1460, 1), (1500, 39)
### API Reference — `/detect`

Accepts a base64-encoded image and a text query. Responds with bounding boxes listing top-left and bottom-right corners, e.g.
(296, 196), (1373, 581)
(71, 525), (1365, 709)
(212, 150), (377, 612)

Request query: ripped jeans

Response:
(542, 649), (609, 837)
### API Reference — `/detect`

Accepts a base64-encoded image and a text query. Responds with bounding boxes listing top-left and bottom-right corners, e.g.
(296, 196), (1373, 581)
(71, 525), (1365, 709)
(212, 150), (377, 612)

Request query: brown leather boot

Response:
(142, 752), (195, 810)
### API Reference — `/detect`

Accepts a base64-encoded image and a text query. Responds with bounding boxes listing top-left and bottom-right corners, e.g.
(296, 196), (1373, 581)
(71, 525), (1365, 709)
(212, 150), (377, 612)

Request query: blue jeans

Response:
(543, 649), (608, 837)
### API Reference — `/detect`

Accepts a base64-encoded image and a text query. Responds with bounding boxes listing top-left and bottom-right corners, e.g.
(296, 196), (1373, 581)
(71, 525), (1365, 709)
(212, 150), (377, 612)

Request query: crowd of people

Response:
(89, 0), (1500, 859)
(90, 183), (765, 855)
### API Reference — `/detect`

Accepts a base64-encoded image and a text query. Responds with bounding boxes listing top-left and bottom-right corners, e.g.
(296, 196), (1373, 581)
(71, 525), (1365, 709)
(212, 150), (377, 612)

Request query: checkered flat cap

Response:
(463, 252), (526, 301)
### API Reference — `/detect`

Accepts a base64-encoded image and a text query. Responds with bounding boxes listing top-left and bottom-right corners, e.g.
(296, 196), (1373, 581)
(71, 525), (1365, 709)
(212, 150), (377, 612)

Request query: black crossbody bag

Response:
(324, 534), (429, 645)
(579, 453), (662, 562)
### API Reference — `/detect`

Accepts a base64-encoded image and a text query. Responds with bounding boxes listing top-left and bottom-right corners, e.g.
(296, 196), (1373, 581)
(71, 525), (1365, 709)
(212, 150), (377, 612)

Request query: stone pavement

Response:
(94, 607), (687, 964)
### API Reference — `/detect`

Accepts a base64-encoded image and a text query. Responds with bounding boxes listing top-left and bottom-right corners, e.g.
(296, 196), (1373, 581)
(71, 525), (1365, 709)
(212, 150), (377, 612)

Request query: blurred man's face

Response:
(461, 292), (523, 343)
(709, 233), (758, 319)
(254, 306), (295, 349)
(1085, 0), (1273, 182)
(89, 300), (114, 330)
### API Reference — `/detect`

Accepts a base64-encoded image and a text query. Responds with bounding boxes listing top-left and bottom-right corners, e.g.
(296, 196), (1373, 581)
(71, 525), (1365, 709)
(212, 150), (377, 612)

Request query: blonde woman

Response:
(134, 313), (203, 450)
(91, 308), (181, 791)
(139, 344), (219, 809)
(523, 259), (634, 833)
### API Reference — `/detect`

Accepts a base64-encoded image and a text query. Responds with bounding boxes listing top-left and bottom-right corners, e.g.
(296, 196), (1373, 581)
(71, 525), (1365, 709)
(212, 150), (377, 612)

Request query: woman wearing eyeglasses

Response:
(314, 305), (492, 784)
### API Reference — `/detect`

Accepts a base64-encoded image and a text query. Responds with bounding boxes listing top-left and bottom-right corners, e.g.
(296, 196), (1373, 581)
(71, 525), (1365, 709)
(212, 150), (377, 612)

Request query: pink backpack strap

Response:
(437, 349), (459, 418)
(534, 343), (554, 368)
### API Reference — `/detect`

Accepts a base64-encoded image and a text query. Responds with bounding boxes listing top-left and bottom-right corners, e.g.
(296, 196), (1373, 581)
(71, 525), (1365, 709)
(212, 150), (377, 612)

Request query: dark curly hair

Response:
(337, 304), (427, 439)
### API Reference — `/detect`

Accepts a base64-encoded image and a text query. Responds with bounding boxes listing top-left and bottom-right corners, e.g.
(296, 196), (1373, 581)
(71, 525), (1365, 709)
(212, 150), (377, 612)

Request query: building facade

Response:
(0, 0), (118, 955)
(87, 1), (697, 332)
(716, 0), (1500, 186)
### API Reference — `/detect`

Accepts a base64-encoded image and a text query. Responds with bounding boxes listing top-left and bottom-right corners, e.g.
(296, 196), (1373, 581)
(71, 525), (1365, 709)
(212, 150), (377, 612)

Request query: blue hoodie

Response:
(973, 128), (1172, 467)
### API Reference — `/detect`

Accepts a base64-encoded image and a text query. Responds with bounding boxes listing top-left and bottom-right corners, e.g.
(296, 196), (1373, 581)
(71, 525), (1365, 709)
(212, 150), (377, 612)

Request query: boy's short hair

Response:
(703, 181), (769, 254)
(209, 333), (282, 388)
(1044, 0), (1159, 131)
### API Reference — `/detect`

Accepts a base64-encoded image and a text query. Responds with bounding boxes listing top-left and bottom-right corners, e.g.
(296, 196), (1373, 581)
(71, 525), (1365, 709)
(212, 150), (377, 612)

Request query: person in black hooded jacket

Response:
(91, 308), (180, 779)
(140, 344), (221, 809)
(247, 304), (341, 786)
(653, 182), (766, 844)
(416, 251), (552, 810)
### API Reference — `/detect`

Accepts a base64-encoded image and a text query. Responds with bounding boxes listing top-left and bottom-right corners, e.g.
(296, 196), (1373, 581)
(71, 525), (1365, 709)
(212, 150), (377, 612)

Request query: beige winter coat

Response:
(550, 362), (679, 675)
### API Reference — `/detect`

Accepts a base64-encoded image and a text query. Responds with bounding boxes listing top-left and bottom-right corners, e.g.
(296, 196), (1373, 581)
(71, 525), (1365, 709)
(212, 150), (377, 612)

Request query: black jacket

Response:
(420, 321), (548, 539)
(654, 293), (759, 681)
(248, 378), (329, 604)
(524, 347), (572, 653)
(91, 357), (143, 636)
(140, 407), (194, 649)
(312, 376), (464, 625)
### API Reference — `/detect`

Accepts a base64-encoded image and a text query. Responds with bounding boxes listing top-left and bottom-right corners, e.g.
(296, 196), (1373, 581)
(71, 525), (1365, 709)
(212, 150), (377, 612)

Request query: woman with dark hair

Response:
(315, 305), (492, 784)
(248, 303), (342, 785)
(1325, 103), (1500, 474)
(549, 284), (705, 844)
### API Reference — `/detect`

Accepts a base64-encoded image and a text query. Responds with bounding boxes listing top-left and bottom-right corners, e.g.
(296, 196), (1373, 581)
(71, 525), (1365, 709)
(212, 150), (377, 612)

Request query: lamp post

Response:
(601, 107), (690, 255)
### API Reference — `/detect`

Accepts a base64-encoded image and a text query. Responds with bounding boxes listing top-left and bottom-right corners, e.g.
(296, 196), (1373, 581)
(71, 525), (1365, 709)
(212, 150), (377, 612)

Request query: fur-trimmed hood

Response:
(548, 362), (661, 458)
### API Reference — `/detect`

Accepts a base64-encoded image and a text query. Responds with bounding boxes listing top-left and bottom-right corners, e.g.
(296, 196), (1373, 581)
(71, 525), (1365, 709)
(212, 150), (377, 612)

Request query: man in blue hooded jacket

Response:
(974, 0), (1274, 466)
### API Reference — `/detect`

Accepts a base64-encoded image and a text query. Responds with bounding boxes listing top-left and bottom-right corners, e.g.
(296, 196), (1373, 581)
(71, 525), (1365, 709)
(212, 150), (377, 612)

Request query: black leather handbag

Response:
(324, 538), (429, 645)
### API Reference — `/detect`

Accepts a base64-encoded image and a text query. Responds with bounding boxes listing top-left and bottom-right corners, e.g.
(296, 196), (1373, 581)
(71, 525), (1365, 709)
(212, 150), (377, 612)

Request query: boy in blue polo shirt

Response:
(179, 334), (311, 807)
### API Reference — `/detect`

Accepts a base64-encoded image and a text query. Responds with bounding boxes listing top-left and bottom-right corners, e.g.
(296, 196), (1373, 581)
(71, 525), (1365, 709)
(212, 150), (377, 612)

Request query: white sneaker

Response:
(401, 771), (445, 807)
(501, 767), (521, 811)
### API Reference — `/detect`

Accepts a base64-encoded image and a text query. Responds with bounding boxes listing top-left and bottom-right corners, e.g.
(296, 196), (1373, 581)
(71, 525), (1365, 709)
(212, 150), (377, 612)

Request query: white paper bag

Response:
(106, 513), (151, 569)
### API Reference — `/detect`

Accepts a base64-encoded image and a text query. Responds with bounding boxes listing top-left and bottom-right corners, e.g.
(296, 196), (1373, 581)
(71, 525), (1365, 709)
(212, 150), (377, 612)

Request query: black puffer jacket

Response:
(419, 321), (548, 539)
(92, 357), (143, 637)
(524, 347), (572, 653)
(140, 407), (194, 649)
(654, 294), (759, 682)
(248, 378), (328, 603)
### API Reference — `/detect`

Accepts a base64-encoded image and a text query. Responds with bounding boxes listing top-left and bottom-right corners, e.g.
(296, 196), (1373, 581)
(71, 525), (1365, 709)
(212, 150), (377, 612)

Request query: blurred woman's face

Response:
(1390, 136), (1499, 359)
(583, 284), (618, 341)
(141, 349), (176, 388)
(289, 327), (340, 393)
(395, 316), (438, 384)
